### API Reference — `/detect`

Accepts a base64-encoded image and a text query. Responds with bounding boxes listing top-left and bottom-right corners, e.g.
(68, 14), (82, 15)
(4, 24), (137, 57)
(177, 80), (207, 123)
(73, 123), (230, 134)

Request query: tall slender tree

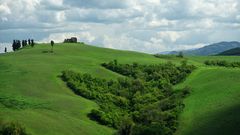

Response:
(31, 39), (34, 47)
(28, 39), (31, 45)
(17, 40), (21, 49)
(12, 40), (16, 51)
(12, 40), (22, 51)
(25, 40), (28, 46)
(51, 40), (54, 52)
(22, 40), (25, 47)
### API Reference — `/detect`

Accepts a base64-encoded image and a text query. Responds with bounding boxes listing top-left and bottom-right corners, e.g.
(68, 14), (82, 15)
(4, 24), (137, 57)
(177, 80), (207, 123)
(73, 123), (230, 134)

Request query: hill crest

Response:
(161, 41), (240, 56)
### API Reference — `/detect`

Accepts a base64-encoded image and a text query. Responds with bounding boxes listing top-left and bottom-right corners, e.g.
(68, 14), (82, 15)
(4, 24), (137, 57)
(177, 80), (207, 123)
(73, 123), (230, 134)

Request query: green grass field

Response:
(0, 43), (240, 135)
(175, 67), (240, 135)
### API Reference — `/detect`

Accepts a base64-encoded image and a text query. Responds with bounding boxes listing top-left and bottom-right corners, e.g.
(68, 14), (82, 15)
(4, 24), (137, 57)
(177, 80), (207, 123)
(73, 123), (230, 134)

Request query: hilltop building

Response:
(64, 37), (77, 43)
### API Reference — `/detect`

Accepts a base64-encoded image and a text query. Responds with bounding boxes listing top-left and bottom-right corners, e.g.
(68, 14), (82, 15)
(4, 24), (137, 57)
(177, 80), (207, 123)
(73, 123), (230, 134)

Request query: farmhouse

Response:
(64, 37), (77, 43)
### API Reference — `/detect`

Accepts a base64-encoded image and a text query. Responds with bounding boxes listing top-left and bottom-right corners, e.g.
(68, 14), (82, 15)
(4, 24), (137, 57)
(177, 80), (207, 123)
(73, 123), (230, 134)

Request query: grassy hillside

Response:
(0, 43), (240, 135)
(0, 43), (166, 135)
(175, 67), (240, 135)
(218, 47), (240, 56)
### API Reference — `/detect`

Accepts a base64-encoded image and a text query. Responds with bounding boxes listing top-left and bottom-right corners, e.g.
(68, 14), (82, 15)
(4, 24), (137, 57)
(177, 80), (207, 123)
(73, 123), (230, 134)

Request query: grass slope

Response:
(175, 67), (240, 135)
(1, 43), (240, 135)
(0, 43), (165, 135)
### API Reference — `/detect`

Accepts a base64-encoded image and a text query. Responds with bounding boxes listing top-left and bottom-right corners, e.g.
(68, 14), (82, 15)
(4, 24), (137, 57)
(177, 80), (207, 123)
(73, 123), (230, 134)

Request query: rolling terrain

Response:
(218, 47), (240, 56)
(164, 41), (240, 56)
(175, 67), (240, 135)
(0, 43), (240, 135)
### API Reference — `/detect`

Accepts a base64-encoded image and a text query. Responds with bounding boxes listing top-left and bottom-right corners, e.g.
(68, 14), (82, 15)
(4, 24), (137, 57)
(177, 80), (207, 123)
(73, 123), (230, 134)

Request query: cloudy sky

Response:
(0, 0), (240, 53)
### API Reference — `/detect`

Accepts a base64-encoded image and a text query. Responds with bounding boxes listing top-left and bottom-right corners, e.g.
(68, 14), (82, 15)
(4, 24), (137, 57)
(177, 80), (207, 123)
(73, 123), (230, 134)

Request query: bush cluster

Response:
(102, 60), (195, 85)
(0, 121), (29, 135)
(62, 60), (196, 135)
(204, 60), (240, 68)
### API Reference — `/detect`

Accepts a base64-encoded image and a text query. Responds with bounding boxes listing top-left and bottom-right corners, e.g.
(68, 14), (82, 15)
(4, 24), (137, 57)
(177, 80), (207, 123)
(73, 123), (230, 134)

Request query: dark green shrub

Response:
(204, 60), (240, 68)
(181, 87), (192, 97)
(0, 122), (29, 135)
(176, 52), (184, 58)
(117, 116), (134, 135)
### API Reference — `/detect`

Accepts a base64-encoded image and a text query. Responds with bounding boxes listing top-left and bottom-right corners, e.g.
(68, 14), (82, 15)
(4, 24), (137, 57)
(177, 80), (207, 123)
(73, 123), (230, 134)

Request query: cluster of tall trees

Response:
(12, 39), (35, 51)
(62, 60), (196, 135)
(12, 40), (21, 51)
(22, 40), (28, 47)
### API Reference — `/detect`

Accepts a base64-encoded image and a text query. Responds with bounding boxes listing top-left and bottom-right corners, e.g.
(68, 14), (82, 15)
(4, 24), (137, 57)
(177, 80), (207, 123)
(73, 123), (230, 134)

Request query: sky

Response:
(0, 0), (240, 53)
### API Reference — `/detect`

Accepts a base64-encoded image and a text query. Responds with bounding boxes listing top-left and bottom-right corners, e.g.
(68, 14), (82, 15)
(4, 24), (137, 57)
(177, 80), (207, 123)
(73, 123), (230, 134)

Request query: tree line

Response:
(62, 60), (196, 135)
(12, 39), (35, 51)
(204, 60), (240, 68)
(154, 52), (184, 59)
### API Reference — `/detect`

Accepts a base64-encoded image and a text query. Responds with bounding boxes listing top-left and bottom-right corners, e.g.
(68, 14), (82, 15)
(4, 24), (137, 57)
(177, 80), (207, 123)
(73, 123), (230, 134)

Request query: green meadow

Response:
(175, 67), (240, 135)
(0, 43), (240, 135)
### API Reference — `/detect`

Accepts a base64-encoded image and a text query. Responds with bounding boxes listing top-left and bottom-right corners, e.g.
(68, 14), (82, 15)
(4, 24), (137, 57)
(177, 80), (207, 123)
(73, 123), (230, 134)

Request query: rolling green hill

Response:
(0, 43), (240, 135)
(0, 43), (166, 135)
(175, 67), (240, 135)
(218, 47), (240, 56)
(165, 41), (240, 56)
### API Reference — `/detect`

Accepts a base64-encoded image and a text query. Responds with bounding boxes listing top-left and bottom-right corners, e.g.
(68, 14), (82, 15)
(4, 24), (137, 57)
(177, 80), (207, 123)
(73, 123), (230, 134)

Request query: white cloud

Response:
(63, 0), (129, 9)
(156, 31), (182, 43)
(41, 32), (96, 43)
(56, 11), (66, 22)
(47, 0), (63, 7)
(175, 43), (206, 50)
(1, 17), (8, 22)
(0, 3), (11, 15)
(236, 15), (240, 21)
(0, 0), (240, 53)
(103, 34), (166, 53)
(0, 43), (12, 53)
(190, 0), (238, 17)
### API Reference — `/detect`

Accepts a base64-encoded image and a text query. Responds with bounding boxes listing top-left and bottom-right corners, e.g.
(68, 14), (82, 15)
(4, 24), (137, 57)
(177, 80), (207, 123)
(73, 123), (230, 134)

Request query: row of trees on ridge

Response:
(12, 39), (35, 51)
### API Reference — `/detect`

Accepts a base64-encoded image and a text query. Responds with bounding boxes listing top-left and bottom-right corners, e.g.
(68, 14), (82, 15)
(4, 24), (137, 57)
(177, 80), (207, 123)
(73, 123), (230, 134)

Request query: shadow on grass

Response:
(0, 95), (51, 110)
(185, 104), (240, 135)
(42, 50), (53, 53)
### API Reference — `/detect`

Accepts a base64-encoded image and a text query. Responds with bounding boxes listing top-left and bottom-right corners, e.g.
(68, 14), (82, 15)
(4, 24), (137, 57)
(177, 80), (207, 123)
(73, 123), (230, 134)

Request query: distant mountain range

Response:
(218, 47), (240, 56)
(161, 41), (240, 56)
